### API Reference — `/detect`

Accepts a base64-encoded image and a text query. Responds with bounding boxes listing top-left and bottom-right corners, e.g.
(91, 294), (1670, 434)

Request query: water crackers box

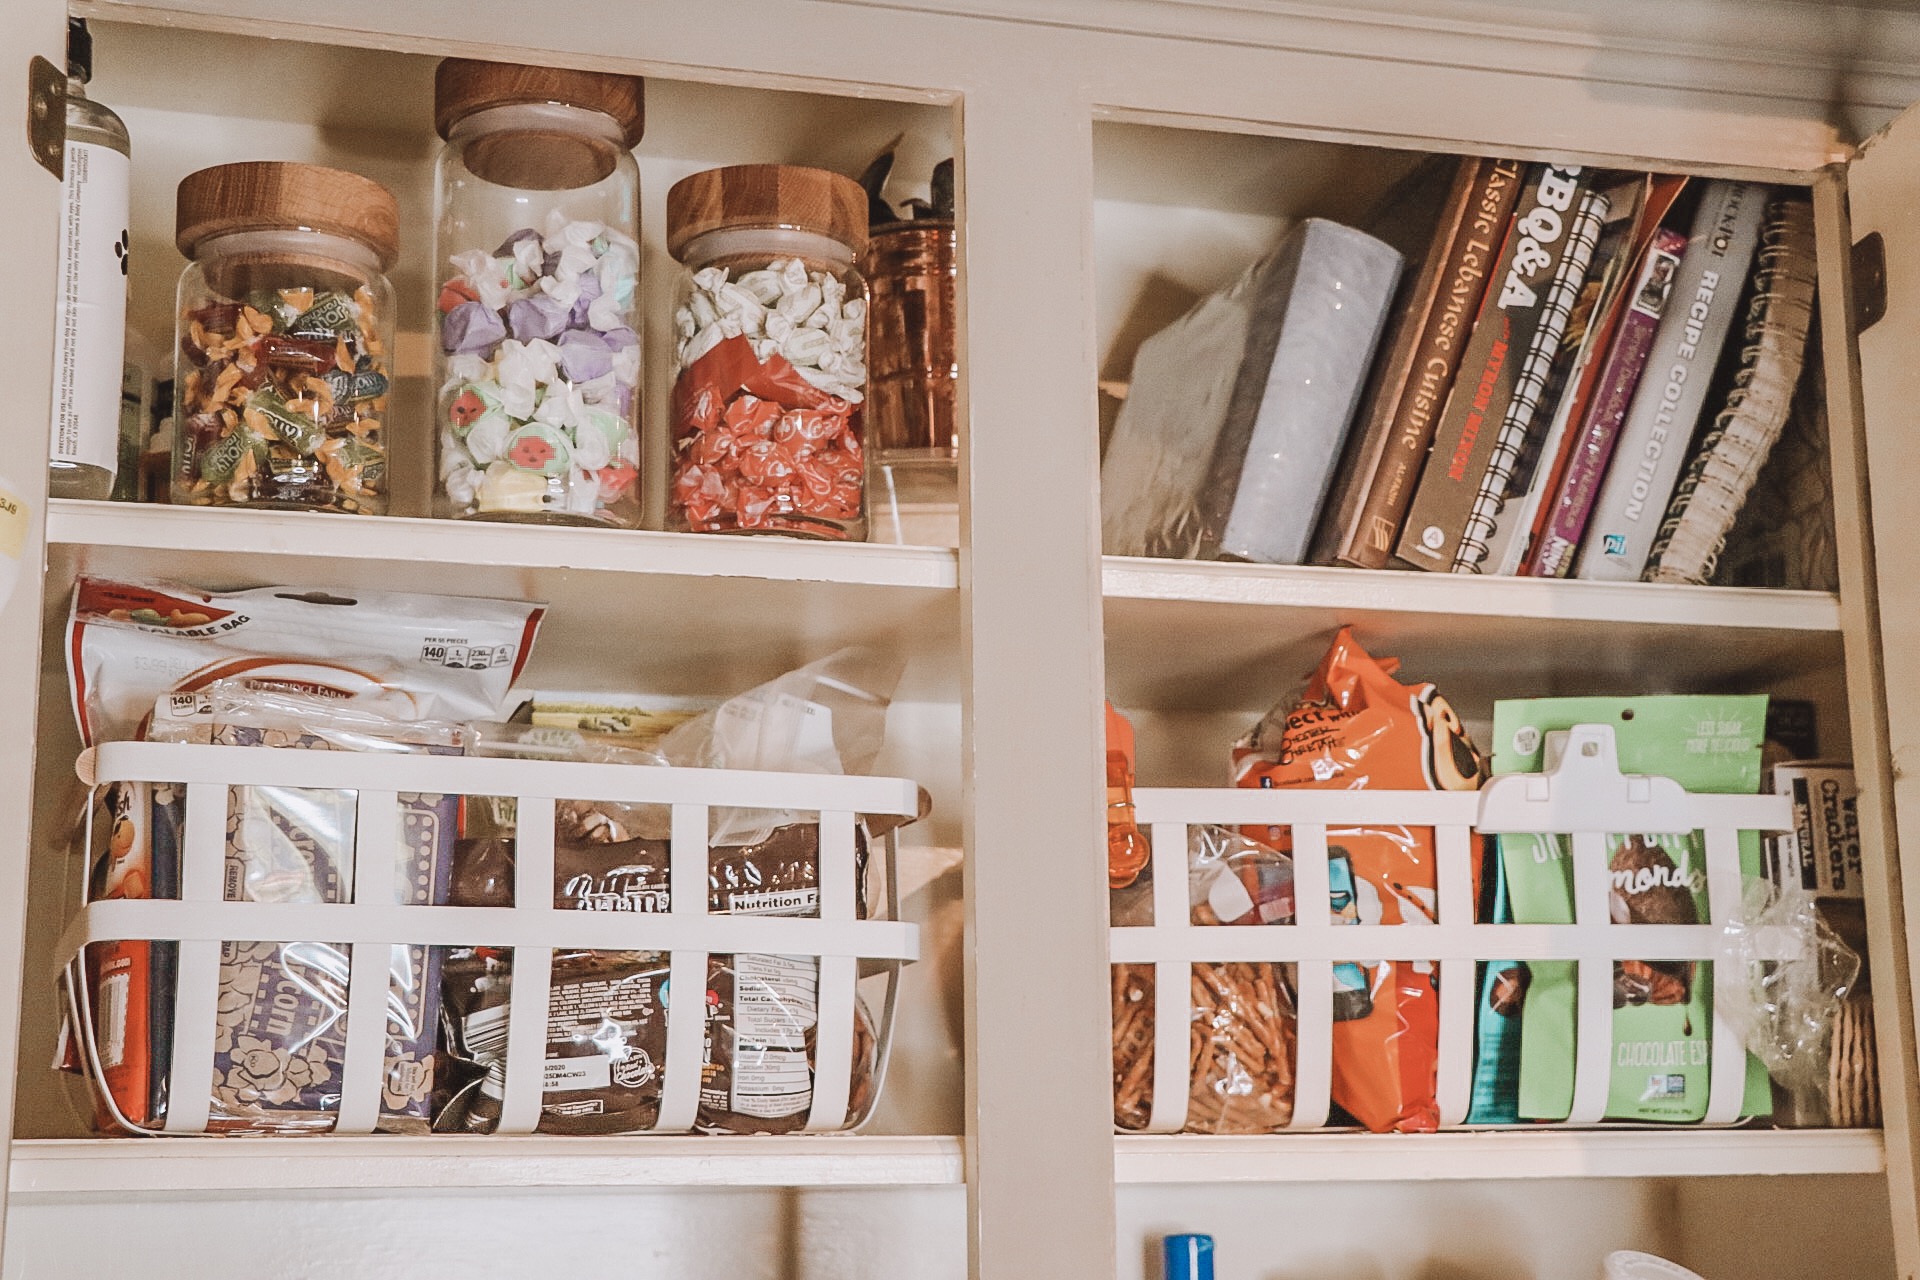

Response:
(1494, 696), (1772, 1123)
(1768, 764), (1862, 899)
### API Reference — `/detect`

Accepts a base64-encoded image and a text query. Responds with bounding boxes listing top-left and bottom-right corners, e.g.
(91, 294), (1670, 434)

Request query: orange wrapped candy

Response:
(1230, 626), (1487, 1133)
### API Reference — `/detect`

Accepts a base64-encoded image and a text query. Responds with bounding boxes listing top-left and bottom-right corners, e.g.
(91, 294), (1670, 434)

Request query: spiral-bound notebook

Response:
(1645, 196), (1818, 586)
(1713, 330), (1838, 592)
(1451, 188), (1610, 573)
(1576, 181), (1767, 581)
(1395, 164), (1593, 572)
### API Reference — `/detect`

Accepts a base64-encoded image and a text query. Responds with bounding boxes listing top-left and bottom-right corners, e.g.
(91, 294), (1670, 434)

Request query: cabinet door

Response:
(0, 0), (73, 1266)
(1825, 97), (1920, 1273)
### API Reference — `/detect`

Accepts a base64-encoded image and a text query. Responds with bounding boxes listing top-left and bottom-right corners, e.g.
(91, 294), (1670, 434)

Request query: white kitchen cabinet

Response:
(1, 1), (1919, 1277)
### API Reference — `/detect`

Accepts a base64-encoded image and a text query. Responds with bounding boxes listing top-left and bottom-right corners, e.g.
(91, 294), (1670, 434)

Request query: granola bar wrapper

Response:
(1230, 627), (1488, 1133)
(143, 690), (463, 1133)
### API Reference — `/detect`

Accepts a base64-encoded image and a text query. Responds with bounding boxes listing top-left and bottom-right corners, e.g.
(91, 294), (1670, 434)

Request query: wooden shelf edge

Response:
(43, 500), (960, 593)
(1114, 1128), (1886, 1183)
(11, 1129), (1880, 1196)
(1100, 555), (1842, 633)
(6, 1134), (967, 1195)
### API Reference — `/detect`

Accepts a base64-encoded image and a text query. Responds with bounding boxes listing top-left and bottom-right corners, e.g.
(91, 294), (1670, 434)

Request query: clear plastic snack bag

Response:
(1112, 824), (1299, 1134)
(1716, 879), (1861, 1104)
(656, 647), (905, 847)
(121, 686), (464, 1134)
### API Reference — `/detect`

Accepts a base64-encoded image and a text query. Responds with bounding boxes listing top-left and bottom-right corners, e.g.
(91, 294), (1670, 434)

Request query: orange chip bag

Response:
(1106, 702), (1150, 889)
(1230, 627), (1487, 1132)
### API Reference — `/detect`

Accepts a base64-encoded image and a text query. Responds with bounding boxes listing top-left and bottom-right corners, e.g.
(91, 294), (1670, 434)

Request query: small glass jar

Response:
(171, 162), (397, 514)
(431, 59), (644, 527)
(667, 164), (869, 539)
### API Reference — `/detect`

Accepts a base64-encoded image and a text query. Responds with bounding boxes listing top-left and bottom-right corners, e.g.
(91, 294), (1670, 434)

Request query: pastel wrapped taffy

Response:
(434, 214), (640, 526)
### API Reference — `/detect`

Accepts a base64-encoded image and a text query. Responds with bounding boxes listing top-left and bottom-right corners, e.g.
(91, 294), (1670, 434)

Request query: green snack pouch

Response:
(1493, 695), (1772, 1123)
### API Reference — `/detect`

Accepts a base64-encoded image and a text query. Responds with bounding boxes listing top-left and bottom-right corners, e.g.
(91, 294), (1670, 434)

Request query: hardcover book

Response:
(1529, 226), (1689, 578)
(1481, 178), (1648, 576)
(1513, 176), (1689, 576)
(1577, 181), (1767, 581)
(1395, 164), (1592, 571)
(1453, 187), (1609, 573)
(1312, 156), (1524, 569)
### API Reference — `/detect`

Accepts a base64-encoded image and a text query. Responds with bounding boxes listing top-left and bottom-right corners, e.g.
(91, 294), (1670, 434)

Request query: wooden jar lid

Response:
(667, 164), (868, 260)
(176, 161), (400, 270)
(435, 58), (646, 149)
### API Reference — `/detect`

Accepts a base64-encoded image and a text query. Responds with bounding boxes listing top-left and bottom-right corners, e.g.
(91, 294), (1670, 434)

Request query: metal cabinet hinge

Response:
(26, 54), (63, 179)
(1852, 231), (1887, 334)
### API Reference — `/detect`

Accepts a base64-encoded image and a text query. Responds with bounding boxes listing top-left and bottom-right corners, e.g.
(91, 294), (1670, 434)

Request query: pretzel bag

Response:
(1111, 824), (1298, 1133)
(1230, 627), (1487, 1133)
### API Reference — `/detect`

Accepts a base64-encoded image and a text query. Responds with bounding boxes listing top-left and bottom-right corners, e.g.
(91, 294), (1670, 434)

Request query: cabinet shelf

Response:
(1102, 555), (1844, 712)
(9, 1128), (1879, 1197)
(42, 500), (963, 700)
(5, 1135), (966, 1196)
(1101, 555), (1840, 629)
(44, 499), (959, 591)
(1113, 1128), (1885, 1183)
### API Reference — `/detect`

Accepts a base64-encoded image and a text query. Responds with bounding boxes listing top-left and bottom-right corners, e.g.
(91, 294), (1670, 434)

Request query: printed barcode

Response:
(97, 973), (130, 1070)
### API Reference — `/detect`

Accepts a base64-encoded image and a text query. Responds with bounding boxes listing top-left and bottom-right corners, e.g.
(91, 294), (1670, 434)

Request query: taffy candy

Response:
(436, 210), (641, 525)
(669, 258), (867, 537)
(173, 286), (388, 513)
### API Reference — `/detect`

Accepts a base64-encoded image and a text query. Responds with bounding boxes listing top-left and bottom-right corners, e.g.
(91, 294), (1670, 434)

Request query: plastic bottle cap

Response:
(1163, 1233), (1215, 1280)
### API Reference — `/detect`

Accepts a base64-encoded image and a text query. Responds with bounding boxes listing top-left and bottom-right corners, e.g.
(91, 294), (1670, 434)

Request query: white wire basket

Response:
(57, 740), (923, 1137)
(1111, 723), (1792, 1132)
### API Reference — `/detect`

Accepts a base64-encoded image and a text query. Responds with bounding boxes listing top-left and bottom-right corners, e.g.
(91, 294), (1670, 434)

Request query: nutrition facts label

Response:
(419, 641), (516, 670)
(730, 954), (818, 1118)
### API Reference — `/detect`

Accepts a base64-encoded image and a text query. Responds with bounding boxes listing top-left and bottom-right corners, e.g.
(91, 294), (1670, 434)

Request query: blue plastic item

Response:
(1163, 1233), (1215, 1280)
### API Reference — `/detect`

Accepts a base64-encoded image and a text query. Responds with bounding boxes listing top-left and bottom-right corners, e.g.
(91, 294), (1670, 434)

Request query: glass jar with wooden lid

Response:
(431, 58), (645, 527)
(171, 161), (398, 514)
(667, 163), (869, 540)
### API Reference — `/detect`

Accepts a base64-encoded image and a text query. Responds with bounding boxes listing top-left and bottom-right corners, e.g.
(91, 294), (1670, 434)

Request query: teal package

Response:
(1467, 849), (1524, 1124)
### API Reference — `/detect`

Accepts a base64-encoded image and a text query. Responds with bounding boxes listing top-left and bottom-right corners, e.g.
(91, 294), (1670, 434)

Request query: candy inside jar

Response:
(436, 215), (641, 522)
(666, 165), (870, 540)
(170, 163), (398, 515)
(431, 58), (645, 527)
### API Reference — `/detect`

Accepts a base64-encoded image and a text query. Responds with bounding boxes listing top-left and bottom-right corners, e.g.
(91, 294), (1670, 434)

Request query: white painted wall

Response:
(9, 1176), (1885, 1279)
